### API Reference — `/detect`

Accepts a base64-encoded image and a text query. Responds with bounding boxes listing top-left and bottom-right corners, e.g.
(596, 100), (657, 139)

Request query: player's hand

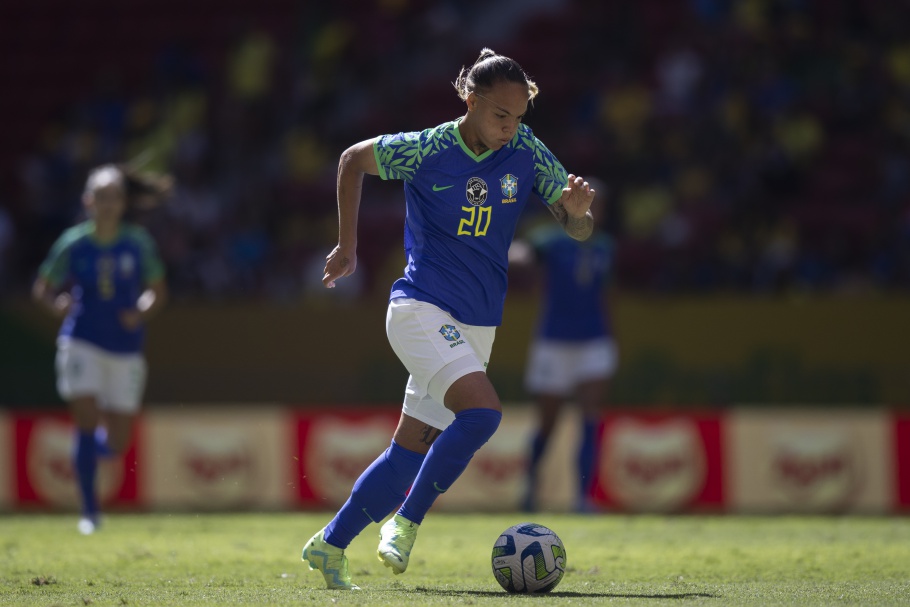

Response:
(560, 174), (596, 219)
(52, 293), (73, 318)
(323, 245), (357, 288)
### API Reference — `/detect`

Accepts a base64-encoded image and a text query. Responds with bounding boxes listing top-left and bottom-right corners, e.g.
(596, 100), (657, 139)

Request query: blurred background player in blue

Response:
(301, 48), (596, 590)
(510, 181), (616, 513)
(31, 164), (170, 534)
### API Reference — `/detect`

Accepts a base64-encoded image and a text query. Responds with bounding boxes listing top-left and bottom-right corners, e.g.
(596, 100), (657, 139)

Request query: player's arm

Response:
(323, 138), (380, 288)
(31, 276), (71, 320)
(547, 174), (595, 241)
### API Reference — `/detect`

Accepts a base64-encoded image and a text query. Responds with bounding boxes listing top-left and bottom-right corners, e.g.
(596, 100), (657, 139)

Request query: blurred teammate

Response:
(301, 48), (596, 590)
(509, 187), (616, 513)
(32, 164), (170, 534)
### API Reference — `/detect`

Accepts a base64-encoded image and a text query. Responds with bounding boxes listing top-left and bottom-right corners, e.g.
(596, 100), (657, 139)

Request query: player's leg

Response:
(321, 411), (432, 549)
(102, 350), (146, 457)
(379, 370), (502, 574)
(378, 301), (500, 573)
(573, 338), (617, 512)
(56, 340), (104, 534)
(524, 392), (564, 511)
(304, 397), (438, 589)
(69, 395), (103, 534)
(397, 370), (502, 524)
(522, 340), (574, 511)
(102, 412), (134, 454)
(575, 377), (608, 512)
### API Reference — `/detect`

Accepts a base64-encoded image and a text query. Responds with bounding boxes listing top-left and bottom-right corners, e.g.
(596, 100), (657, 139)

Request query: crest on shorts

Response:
(466, 177), (488, 206)
(439, 324), (461, 341)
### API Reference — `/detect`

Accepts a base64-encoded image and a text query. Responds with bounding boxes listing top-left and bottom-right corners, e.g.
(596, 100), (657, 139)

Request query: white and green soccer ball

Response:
(491, 522), (566, 593)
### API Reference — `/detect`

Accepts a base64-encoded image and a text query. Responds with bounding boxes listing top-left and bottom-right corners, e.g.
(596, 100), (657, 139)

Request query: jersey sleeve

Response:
(373, 130), (425, 182)
(38, 231), (75, 287)
(128, 225), (166, 283)
(530, 136), (569, 205)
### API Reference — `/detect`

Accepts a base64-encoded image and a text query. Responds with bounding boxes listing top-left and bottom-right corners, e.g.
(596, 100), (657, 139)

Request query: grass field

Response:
(1, 512), (908, 606)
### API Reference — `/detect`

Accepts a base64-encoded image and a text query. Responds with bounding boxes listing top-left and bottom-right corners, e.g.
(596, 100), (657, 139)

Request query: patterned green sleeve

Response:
(373, 131), (424, 182)
(530, 135), (569, 205)
(126, 225), (165, 283)
(38, 227), (81, 287)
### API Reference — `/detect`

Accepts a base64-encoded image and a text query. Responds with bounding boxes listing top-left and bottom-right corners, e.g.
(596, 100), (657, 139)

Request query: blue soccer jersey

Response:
(38, 221), (165, 353)
(375, 119), (568, 326)
(529, 224), (614, 341)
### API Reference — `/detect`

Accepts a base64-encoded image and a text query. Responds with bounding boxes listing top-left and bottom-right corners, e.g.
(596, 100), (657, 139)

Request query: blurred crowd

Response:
(2, 0), (910, 301)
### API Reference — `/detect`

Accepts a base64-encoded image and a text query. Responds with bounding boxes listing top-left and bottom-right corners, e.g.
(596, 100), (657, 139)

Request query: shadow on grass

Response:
(411, 587), (717, 599)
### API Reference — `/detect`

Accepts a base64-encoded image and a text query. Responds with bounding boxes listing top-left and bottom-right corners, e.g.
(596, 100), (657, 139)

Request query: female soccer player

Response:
(32, 164), (169, 534)
(302, 48), (596, 590)
(510, 189), (617, 513)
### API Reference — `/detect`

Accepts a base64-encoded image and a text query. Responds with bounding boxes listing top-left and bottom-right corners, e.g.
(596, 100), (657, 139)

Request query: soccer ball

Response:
(491, 522), (566, 593)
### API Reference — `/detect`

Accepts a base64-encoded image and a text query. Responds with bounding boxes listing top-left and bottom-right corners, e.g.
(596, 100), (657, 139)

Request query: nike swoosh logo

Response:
(432, 184), (454, 191)
(433, 481), (447, 493)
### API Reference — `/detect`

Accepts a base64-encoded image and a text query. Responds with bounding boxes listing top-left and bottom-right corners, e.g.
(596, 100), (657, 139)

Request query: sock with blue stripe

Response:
(323, 440), (425, 549)
(74, 430), (99, 520)
(399, 408), (502, 525)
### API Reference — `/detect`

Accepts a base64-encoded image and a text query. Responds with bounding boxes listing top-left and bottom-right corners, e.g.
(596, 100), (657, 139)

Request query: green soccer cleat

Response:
(302, 529), (360, 590)
(377, 514), (419, 575)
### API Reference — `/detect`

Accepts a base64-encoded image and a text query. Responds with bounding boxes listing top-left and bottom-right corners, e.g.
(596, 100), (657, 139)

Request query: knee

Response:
(455, 407), (502, 442)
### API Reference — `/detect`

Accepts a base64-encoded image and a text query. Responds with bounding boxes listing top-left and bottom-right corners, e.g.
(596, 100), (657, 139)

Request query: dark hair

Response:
(453, 48), (539, 101)
(84, 163), (173, 211)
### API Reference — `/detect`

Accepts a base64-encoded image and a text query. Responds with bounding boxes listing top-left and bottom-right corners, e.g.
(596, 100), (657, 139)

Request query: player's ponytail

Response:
(118, 164), (173, 211)
(453, 48), (539, 101)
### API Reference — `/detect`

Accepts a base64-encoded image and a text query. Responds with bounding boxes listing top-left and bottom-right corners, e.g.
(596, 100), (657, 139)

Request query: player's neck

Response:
(91, 220), (121, 243)
(459, 115), (489, 156)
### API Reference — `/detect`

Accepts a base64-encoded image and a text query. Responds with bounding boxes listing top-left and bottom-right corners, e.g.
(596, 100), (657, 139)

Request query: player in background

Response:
(508, 183), (617, 513)
(32, 164), (170, 534)
(302, 48), (596, 590)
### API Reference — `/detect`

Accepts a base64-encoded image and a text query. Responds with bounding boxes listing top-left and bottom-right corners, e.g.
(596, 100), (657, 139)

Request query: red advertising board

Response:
(13, 412), (139, 510)
(295, 407), (399, 508)
(896, 414), (910, 512)
(591, 412), (724, 512)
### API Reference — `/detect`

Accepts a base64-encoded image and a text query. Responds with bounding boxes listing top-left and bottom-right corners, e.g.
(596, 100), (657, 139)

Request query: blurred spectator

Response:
(4, 0), (910, 300)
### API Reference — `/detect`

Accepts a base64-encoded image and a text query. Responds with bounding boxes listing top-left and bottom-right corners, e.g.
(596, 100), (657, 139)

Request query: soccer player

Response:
(32, 164), (169, 534)
(302, 48), (596, 590)
(509, 188), (617, 513)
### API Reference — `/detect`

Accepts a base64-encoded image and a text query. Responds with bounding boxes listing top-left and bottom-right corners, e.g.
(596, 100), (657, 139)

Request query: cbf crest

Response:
(439, 324), (461, 341)
(439, 324), (466, 348)
(500, 174), (518, 203)
(466, 177), (488, 206)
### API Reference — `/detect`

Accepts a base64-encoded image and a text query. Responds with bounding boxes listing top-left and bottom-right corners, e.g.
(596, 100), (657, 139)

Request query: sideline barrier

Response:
(0, 405), (906, 514)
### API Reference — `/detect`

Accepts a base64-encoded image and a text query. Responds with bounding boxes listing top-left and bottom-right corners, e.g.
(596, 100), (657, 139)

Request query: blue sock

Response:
(323, 440), (425, 549)
(399, 408), (502, 525)
(577, 419), (598, 505)
(94, 427), (115, 458)
(74, 430), (99, 519)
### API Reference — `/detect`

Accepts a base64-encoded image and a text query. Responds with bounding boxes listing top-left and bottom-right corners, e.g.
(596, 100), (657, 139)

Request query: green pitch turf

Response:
(1, 512), (908, 606)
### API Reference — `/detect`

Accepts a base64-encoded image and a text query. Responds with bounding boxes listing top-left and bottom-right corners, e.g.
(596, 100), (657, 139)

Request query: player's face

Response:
(468, 81), (530, 151)
(85, 182), (127, 224)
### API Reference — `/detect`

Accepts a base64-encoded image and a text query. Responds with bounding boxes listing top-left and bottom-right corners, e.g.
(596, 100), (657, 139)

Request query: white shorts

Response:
(386, 298), (495, 430)
(524, 337), (618, 397)
(55, 338), (147, 413)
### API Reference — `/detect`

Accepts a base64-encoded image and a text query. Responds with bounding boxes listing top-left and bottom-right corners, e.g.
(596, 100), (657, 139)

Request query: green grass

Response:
(1, 512), (908, 606)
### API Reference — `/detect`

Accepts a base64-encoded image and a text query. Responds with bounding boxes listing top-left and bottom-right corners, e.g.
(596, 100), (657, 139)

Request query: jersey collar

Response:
(454, 118), (495, 163)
